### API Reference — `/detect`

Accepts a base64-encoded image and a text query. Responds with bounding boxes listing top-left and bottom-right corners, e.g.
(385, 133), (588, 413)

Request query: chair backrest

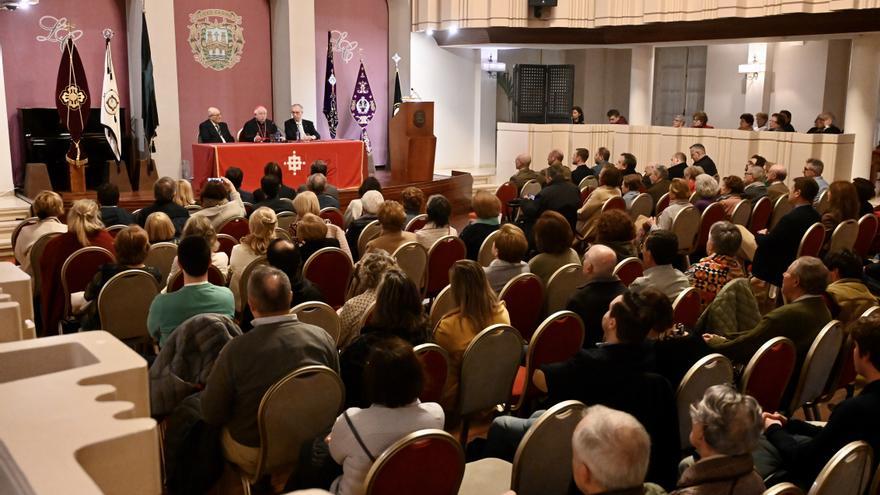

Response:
(167, 264), (226, 292)
(477, 229), (501, 267)
(788, 320), (844, 414)
(578, 175), (598, 190)
(185, 204), (202, 213)
(730, 199), (752, 226)
(252, 365), (343, 481)
(495, 182), (518, 220)
(29, 231), (62, 294)
(689, 191), (700, 204)
(672, 287), (702, 329)
(770, 195), (794, 230)
(144, 242), (178, 286)
(612, 257), (643, 286)
(499, 273), (545, 342)
(319, 207), (345, 229)
(520, 180), (541, 198)
(429, 284), (456, 329)
(671, 205), (701, 254)
(458, 324), (523, 417)
(656, 192), (671, 215)
(11, 217), (38, 254)
(580, 185), (593, 204)
(854, 213), (879, 258)
(357, 219), (383, 256)
(601, 196), (626, 213)
(357, 300), (377, 329)
(749, 196), (773, 234)
(675, 353), (734, 449)
(290, 301), (340, 344)
(98, 270), (161, 341)
(695, 203), (727, 256)
(392, 241), (428, 289)
(243, 202), (255, 217)
(815, 189), (830, 215)
(828, 219), (859, 255)
(216, 233), (238, 259)
(764, 482), (804, 495)
(276, 211), (297, 230)
(863, 306), (880, 318)
(425, 236), (466, 298)
(807, 440), (873, 495)
(414, 343), (450, 404)
(545, 263), (586, 314)
(405, 214), (428, 233)
(303, 247), (354, 309)
(61, 246), (115, 318)
(274, 227), (292, 241)
(238, 256), (268, 311)
(218, 216), (250, 240)
(741, 336), (797, 413)
(364, 429), (465, 495)
(797, 223), (827, 259)
(511, 401), (587, 495)
(628, 193), (653, 220)
(106, 224), (127, 237)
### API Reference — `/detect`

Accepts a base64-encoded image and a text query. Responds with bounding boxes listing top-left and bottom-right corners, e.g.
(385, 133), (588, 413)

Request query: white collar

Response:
(252, 314), (299, 327)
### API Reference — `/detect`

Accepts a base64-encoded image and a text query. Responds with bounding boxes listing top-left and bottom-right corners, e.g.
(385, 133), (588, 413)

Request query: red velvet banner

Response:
(192, 140), (367, 192)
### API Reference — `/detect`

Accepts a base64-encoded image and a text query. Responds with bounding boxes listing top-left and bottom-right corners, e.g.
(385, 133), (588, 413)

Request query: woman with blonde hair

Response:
(228, 206), (277, 311)
(145, 212), (176, 243)
(435, 259), (510, 410)
(173, 179), (195, 207)
(166, 215), (230, 285)
(337, 250), (399, 348)
(296, 213), (340, 262)
(292, 190), (351, 258)
(39, 199), (115, 336)
(14, 190), (67, 274)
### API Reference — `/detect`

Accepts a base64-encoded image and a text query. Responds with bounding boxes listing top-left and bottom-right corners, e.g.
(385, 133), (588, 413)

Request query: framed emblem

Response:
(187, 9), (244, 71)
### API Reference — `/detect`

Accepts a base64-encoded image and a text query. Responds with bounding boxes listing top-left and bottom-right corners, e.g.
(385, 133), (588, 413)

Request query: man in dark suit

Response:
(96, 182), (133, 226)
(254, 175), (294, 214)
(689, 143), (717, 177)
(667, 152), (688, 179)
(535, 165), (581, 232)
(570, 147), (592, 186)
(224, 167), (254, 203)
(264, 162), (296, 199)
(751, 177), (820, 286)
(198, 107), (235, 143)
(296, 160), (339, 200)
(240, 106), (279, 142)
(646, 165), (671, 205)
(284, 104), (321, 141)
(134, 177), (190, 235)
(309, 174), (340, 210)
(566, 244), (627, 347)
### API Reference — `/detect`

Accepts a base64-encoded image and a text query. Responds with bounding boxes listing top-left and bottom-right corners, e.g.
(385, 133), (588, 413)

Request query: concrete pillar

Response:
(475, 48), (498, 168)
(290, 0), (317, 122)
(844, 34), (880, 180)
(0, 42), (13, 193)
(629, 45), (654, 125)
(743, 43), (769, 115)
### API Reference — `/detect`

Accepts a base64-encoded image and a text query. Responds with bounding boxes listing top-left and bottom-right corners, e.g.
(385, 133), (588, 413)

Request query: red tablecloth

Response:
(192, 140), (367, 192)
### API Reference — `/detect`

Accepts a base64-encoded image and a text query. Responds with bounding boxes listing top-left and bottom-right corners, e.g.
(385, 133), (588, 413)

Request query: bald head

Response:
(254, 106), (268, 122)
(516, 153), (532, 170)
(584, 244), (618, 279)
(768, 164), (787, 183)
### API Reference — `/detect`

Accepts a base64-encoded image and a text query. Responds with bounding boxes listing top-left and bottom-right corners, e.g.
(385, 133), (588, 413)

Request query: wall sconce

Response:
(738, 56), (766, 81)
(482, 55), (506, 79)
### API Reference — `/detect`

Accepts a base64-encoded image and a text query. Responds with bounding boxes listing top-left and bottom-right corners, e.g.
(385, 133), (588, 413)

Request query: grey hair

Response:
(308, 173), (327, 195)
(689, 384), (763, 455)
(654, 165), (669, 180)
(361, 190), (385, 215)
(709, 221), (742, 256)
(690, 143), (706, 153)
(572, 405), (651, 491)
(695, 174), (719, 198)
(248, 265), (292, 314)
(806, 158), (824, 175)
(789, 256), (829, 295)
(673, 115), (686, 123)
(748, 166), (765, 182)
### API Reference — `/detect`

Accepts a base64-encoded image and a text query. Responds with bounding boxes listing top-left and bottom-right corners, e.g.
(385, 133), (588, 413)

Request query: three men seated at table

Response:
(204, 104), (320, 143)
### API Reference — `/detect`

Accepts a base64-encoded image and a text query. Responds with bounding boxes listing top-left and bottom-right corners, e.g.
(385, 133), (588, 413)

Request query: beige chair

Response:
(290, 301), (340, 344)
(392, 241), (428, 289)
(184, 204), (202, 213)
(862, 306), (880, 318)
(730, 200), (752, 226)
(97, 270), (161, 342)
(815, 189), (830, 215)
(675, 353), (734, 450)
(578, 175), (598, 190)
(478, 229), (501, 267)
(828, 219), (859, 255)
(145, 242), (178, 287)
(357, 300), (377, 329)
(628, 193), (653, 220)
(457, 324), (523, 443)
(429, 284), (456, 330)
(459, 400), (587, 495)
(545, 263), (586, 314)
(763, 482), (804, 495)
(274, 227), (292, 242)
(29, 231), (62, 294)
(357, 219), (382, 256)
(807, 440), (873, 495)
(405, 213), (428, 232)
(238, 256), (268, 314)
(788, 320), (843, 420)
(770, 195), (794, 230)
(276, 211), (297, 230)
(10, 217), (38, 255)
(520, 180), (541, 199)
(229, 365), (343, 495)
(671, 205), (701, 254)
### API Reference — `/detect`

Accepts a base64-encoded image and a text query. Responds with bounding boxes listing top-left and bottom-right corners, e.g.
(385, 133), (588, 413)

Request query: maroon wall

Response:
(0, 0), (130, 187)
(314, 0), (389, 166)
(173, 1), (273, 173)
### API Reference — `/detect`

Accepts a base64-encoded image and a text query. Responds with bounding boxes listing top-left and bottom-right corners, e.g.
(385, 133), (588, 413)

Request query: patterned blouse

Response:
(685, 254), (746, 305)
(336, 289), (377, 348)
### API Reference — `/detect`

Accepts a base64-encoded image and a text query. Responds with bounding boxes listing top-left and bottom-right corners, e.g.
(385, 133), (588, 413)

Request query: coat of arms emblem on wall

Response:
(187, 9), (244, 71)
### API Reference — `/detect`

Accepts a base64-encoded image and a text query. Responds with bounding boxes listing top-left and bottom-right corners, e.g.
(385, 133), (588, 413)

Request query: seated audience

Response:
(14, 190), (67, 274)
(264, 161), (296, 199)
(806, 112), (842, 134)
(40, 200), (116, 336)
(592, 147), (612, 176)
(254, 174), (294, 214)
(686, 221), (745, 305)
(460, 191), (501, 261)
(607, 108), (628, 125)
(824, 250), (877, 323)
(672, 114), (687, 128)
(630, 230), (690, 301)
(308, 173), (340, 209)
(509, 153), (540, 192)
(571, 106), (584, 124)
(135, 177), (190, 235)
(673, 385), (765, 495)
(692, 111), (714, 129)
(571, 147), (592, 185)
(577, 166), (623, 239)
(693, 174), (720, 212)
(266, 238), (323, 306)
(766, 165), (789, 203)
(646, 165), (671, 206)
(145, 212), (176, 244)
(329, 337), (444, 495)
(594, 209), (637, 261)
(644, 288), (711, 387)
(755, 112), (769, 131)
(224, 166), (254, 203)
(804, 158), (829, 201)
(616, 153), (638, 175)
(296, 160), (340, 199)
(80, 225), (162, 331)
(96, 183), (133, 226)
(346, 189), (384, 260)
(415, 194), (458, 250)
(201, 266), (338, 475)
(297, 213), (340, 262)
(651, 179), (691, 231)
(853, 177), (875, 217)
(147, 235), (234, 346)
(690, 144), (718, 177)
(173, 179), (196, 207)
(622, 174), (642, 208)
(191, 176), (245, 229)
(759, 314), (880, 489)
(536, 165), (581, 232)
(401, 186), (425, 224)
(435, 260), (510, 411)
(718, 176), (746, 217)
(292, 191), (351, 259)
(343, 177), (382, 228)
(484, 224), (530, 293)
(529, 211), (582, 285)
(743, 166), (768, 201)
(668, 152), (688, 179)
(684, 166), (705, 192)
(566, 244), (626, 346)
(337, 251), (398, 348)
(539, 149), (572, 184)
(229, 207), (277, 312)
(364, 200), (416, 256)
(167, 215), (230, 284)
(748, 154), (767, 174)
(738, 113), (755, 131)
(820, 180), (859, 251)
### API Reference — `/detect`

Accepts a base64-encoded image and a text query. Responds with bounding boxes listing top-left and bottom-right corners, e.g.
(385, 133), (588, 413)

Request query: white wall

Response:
(705, 44), (748, 128)
(0, 42), (13, 193)
(767, 40), (829, 132)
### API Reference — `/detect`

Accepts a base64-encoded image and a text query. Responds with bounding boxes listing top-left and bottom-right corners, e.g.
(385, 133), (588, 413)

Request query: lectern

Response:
(390, 101), (436, 183)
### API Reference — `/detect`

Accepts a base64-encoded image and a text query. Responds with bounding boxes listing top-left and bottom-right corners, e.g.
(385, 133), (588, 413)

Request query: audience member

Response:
(780, 110), (796, 132)
(254, 174), (295, 214)
(343, 177), (382, 228)
(264, 161), (296, 199)
(692, 111), (713, 129)
(308, 173), (340, 210)
(577, 166), (623, 239)
(346, 189), (384, 260)
(571, 147), (592, 185)
(592, 147), (611, 176)
(483, 224), (530, 292)
(646, 165), (671, 206)
(225, 166), (254, 203)
(192, 177), (245, 229)
(460, 191), (501, 260)
(546, 149), (564, 167)
(689, 144), (718, 177)
(693, 174), (720, 212)
(804, 158), (829, 201)
(616, 153), (638, 175)
(630, 230), (689, 300)
(820, 180), (859, 251)
(14, 190), (67, 274)
(147, 235), (234, 346)
(509, 153), (541, 192)
(292, 191), (351, 259)
(738, 113), (755, 131)
(805, 112), (842, 134)
(201, 266), (338, 475)
(643, 288), (710, 387)
(401, 186), (425, 223)
(824, 250), (877, 323)
(173, 179), (196, 207)
(672, 114), (687, 128)
(595, 209), (637, 261)
(566, 244), (626, 346)
(337, 250), (398, 348)
(607, 109), (628, 125)
(296, 160), (340, 199)
(96, 183), (133, 226)
(364, 201), (415, 256)
(571, 106), (585, 124)
(769, 113), (785, 132)
(754, 112), (769, 131)
(265, 238), (323, 307)
(297, 213), (340, 262)
(686, 221), (745, 305)
(229, 207), (277, 312)
(530, 211), (582, 285)
(748, 154), (767, 173)
(668, 152), (688, 179)
(415, 194), (458, 250)
(539, 152), (573, 184)
(853, 177), (875, 217)
(743, 166), (768, 201)
(651, 179), (691, 231)
(144, 212), (176, 243)
(536, 165), (581, 232)
(718, 176), (746, 217)
(167, 215), (230, 284)
(622, 174), (642, 208)
(684, 166), (705, 192)
(135, 177), (191, 235)
(766, 165), (790, 203)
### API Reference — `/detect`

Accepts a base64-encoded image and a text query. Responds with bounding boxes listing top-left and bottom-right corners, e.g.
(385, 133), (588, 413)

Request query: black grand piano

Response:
(19, 108), (133, 191)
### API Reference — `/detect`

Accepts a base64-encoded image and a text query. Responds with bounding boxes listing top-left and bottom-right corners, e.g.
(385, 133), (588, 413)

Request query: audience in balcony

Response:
(754, 112), (769, 131)
(691, 111), (714, 129)
(738, 113), (755, 131)
(607, 108), (628, 125)
(806, 112), (842, 134)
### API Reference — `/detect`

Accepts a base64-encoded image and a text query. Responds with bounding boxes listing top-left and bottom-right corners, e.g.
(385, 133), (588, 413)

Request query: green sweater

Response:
(147, 282), (235, 345)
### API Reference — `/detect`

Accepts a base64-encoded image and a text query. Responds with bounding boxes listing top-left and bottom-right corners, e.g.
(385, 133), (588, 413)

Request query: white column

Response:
(475, 48), (498, 169)
(629, 45), (654, 125)
(0, 42), (13, 193)
(844, 34), (880, 180)
(743, 43), (769, 114)
(288, 0), (317, 122)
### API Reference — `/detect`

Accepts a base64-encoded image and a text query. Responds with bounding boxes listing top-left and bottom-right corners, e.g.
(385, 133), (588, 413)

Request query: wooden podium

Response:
(390, 101), (437, 183)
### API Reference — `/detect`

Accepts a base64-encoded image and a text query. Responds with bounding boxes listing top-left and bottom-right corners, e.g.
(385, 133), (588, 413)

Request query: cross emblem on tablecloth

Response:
(285, 151), (303, 175)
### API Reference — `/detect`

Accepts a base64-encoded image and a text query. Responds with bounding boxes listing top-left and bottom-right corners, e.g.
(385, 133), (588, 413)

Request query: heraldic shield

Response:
(188, 9), (245, 71)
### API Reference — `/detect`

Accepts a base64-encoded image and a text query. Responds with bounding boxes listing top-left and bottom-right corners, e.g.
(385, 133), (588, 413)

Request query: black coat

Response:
(239, 118), (279, 142)
(667, 162), (687, 179)
(284, 118), (321, 141)
(135, 201), (191, 236)
(535, 179), (581, 232)
(751, 204), (821, 286)
(571, 164), (592, 186)
(565, 276), (627, 347)
(100, 206), (133, 227)
(459, 222), (500, 261)
(254, 197), (294, 215)
(694, 155), (718, 177)
(198, 119), (235, 143)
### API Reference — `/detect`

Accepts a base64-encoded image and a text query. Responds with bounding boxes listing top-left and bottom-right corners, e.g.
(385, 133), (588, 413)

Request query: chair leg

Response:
(240, 474), (251, 495)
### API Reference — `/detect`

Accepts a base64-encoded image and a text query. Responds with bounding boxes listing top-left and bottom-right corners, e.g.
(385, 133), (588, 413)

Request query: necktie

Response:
(215, 123), (225, 143)
(297, 121), (306, 140)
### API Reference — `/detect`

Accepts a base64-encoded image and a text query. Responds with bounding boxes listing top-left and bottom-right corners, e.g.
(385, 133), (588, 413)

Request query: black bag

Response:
(163, 393), (224, 494)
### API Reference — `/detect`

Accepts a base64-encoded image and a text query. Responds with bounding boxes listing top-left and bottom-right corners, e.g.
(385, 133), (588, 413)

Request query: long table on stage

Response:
(192, 140), (367, 192)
